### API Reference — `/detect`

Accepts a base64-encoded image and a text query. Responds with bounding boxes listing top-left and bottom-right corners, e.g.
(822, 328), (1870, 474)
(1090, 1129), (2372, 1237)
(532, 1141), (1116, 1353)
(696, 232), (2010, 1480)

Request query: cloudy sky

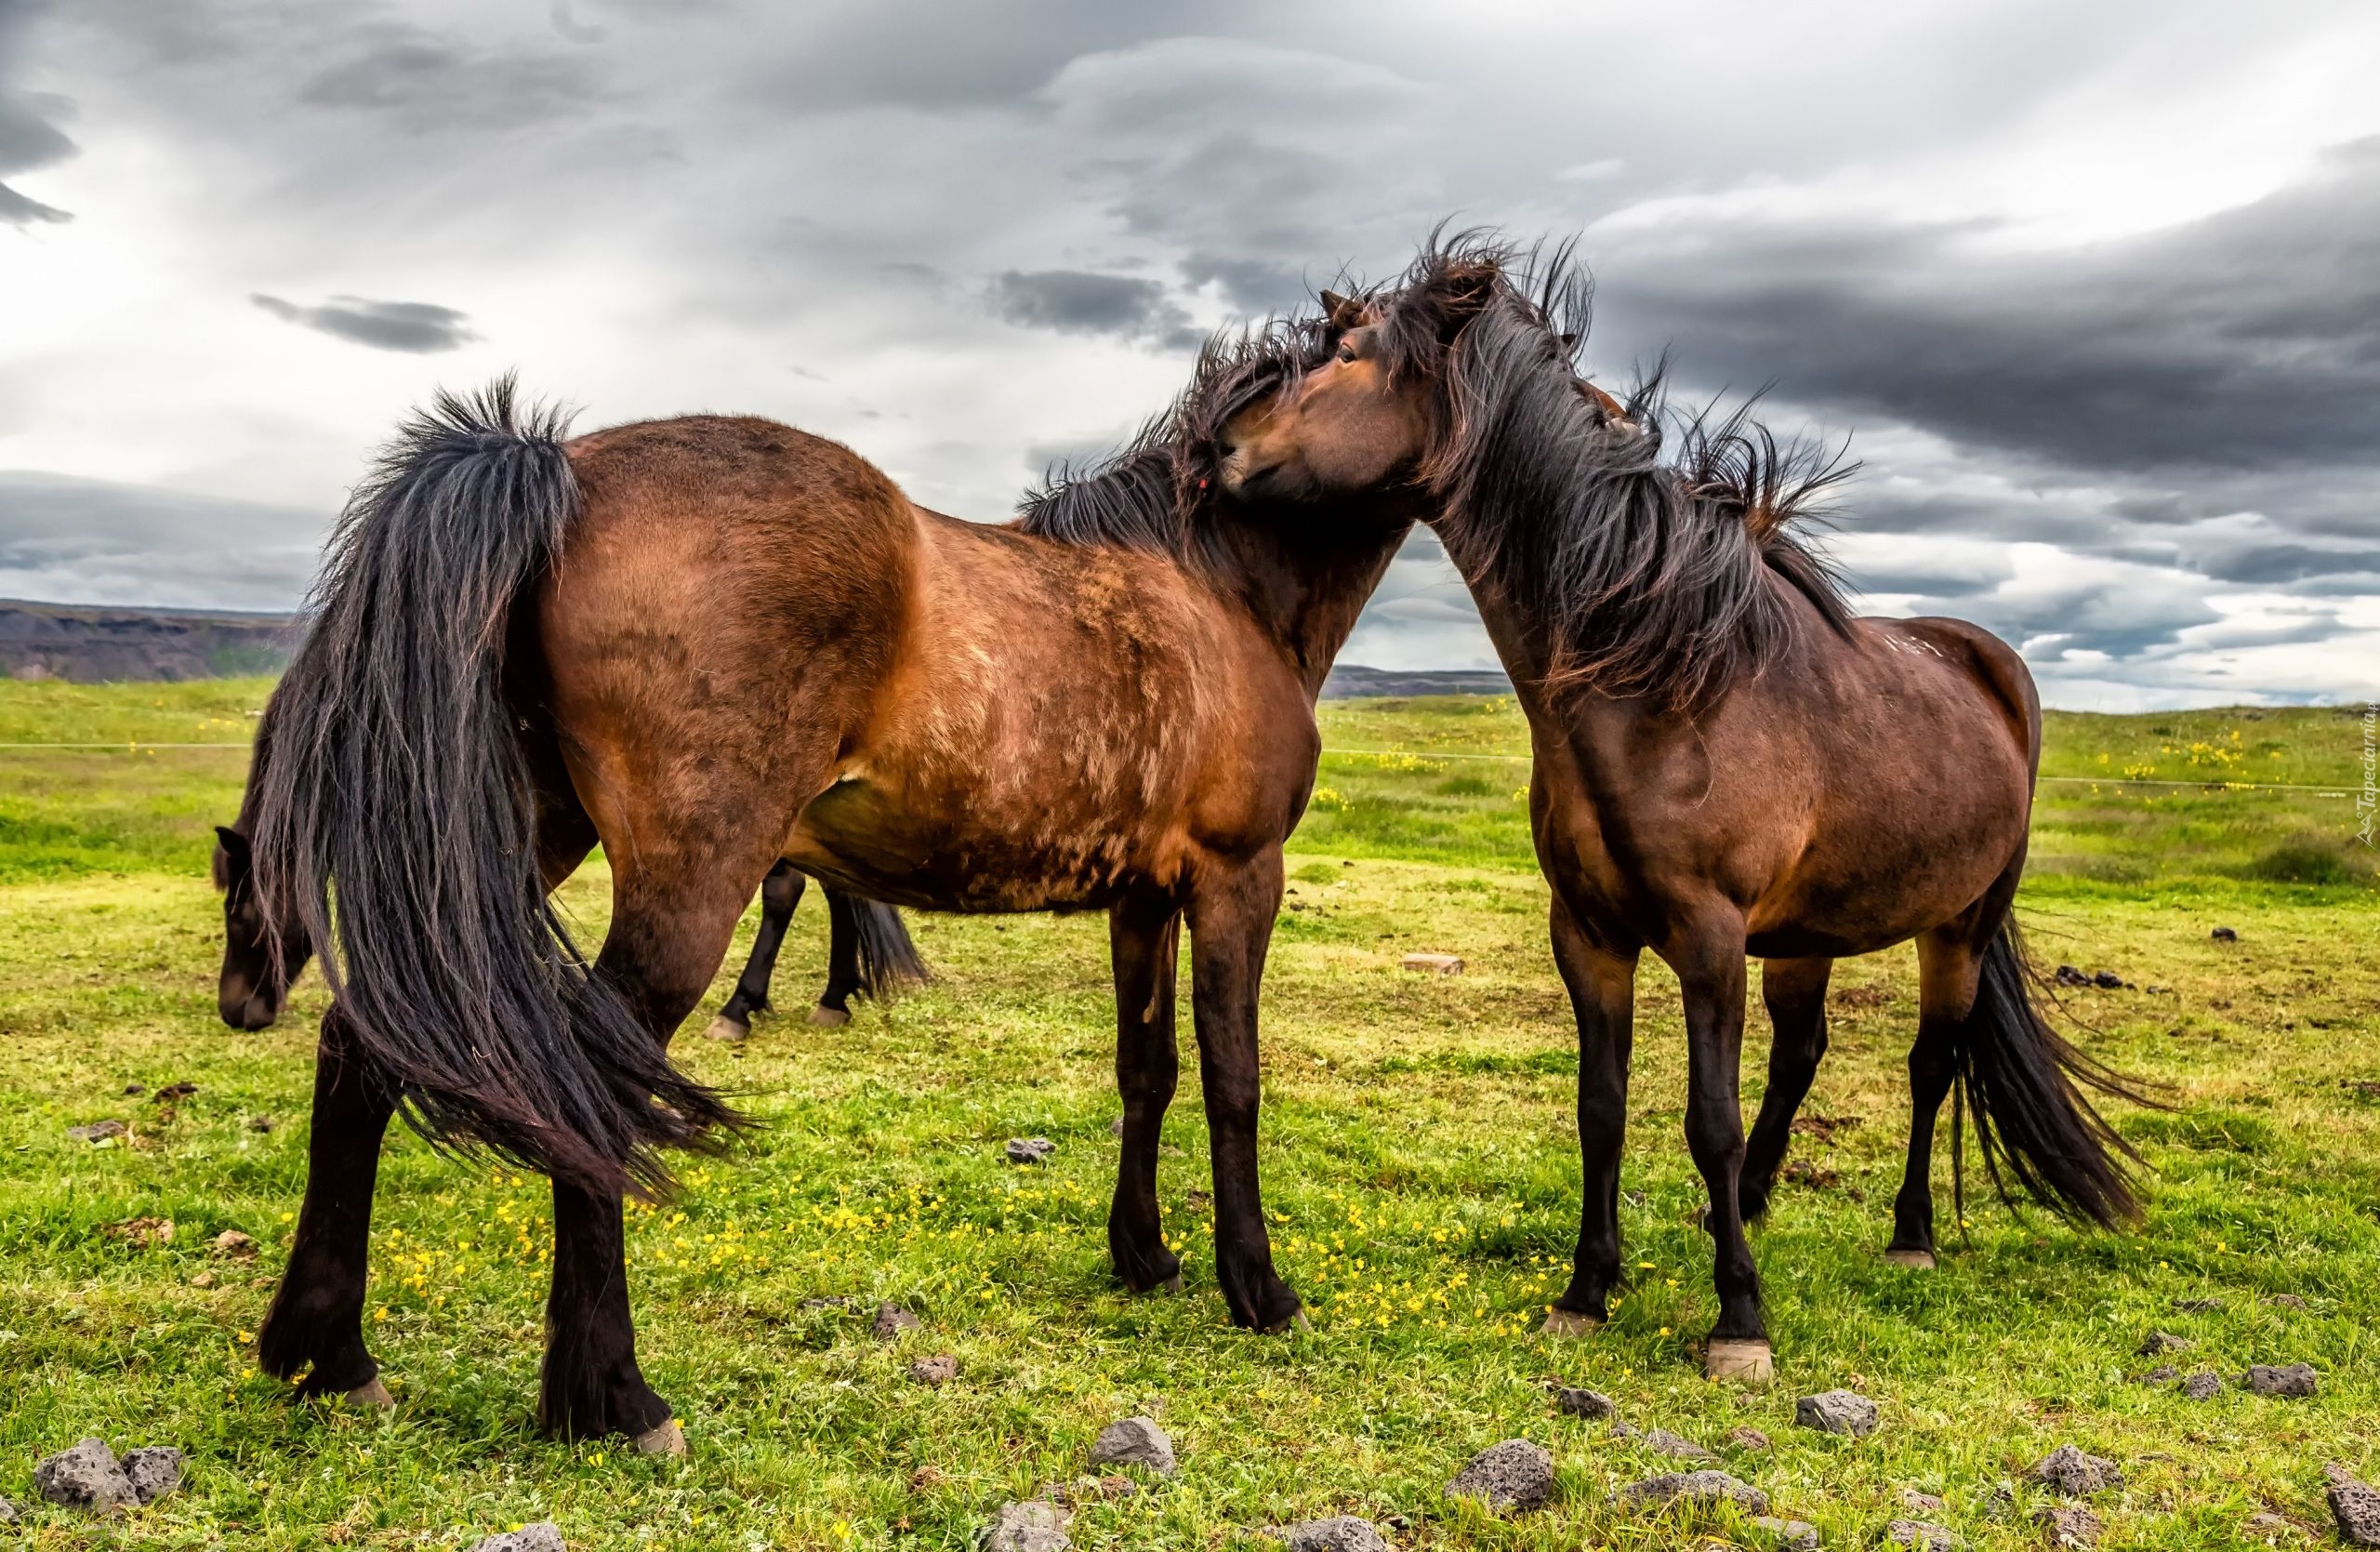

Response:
(3, 0), (2375, 708)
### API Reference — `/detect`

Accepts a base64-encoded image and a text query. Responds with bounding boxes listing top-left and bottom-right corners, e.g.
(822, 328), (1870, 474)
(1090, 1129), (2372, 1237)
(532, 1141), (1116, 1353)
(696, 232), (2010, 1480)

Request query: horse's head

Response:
(212, 823), (310, 1029)
(1216, 289), (1435, 503)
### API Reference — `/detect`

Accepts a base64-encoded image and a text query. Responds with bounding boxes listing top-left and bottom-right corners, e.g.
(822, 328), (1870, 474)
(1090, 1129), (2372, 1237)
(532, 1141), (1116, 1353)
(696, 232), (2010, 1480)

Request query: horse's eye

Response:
(1336, 343), (1357, 364)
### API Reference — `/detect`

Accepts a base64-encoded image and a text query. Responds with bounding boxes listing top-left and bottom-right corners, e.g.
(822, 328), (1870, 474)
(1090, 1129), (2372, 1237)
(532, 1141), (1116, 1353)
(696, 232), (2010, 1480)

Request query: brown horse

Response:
(246, 331), (1406, 1446)
(1218, 239), (2153, 1379)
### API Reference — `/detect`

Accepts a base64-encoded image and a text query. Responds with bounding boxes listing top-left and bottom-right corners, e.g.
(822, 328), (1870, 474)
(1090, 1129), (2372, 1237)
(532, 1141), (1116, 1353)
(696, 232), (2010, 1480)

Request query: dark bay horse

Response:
(216, 799), (925, 1038)
(1218, 240), (2153, 1380)
(247, 331), (1406, 1447)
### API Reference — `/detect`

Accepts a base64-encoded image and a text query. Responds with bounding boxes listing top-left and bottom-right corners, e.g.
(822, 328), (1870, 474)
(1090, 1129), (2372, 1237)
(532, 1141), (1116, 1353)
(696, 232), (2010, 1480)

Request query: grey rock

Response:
(1750, 1516), (1818, 1551)
(871, 1301), (921, 1340)
(2270, 1293), (2307, 1310)
(2032, 1445), (2122, 1496)
(2035, 1505), (2102, 1548)
(2211, 926), (2238, 942)
(2329, 1464), (2380, 1548)
(2137, 1331), (2191, 1357)
(1638, 1427), (1717, 1461)
(2242, 1362), (2317, 1398)
(909, 1354), (959, 1386)
(2241, 1510), (2294, 1538)
(1976, 1481), (2017, 1521)
(119, 1446), (182, 1504)
(1618, 1469), (1768, 1516)
(1006, 1136), (1057, 1164)
(33, 1438), (137, 1513)
(0, 1498), (20, 1524)
(1554, 1386), (1615, 1419)
(245, 1115), (274, 1133)
(1727, 1426), (1773, 1453)
(1446, 1439), (1555, 1514)
(65, 1120), (127, 1144)
(1883, 1521), (1962, 1551)
(1109, 1118), (1125, 1136)
(463, 1525), (566, 1552)
(1794, 1388), (1878, 1437)
(1087, 1416), (1176, 1477)
(2135, 1364), (2178, 1385)
(980, 1501), (1071, 1552)
(2173, 1296), (2226, 1312)
(1899, 1490), (1943, 1514)
(1276, 1517), (1391, 1552)
(2181, 1370), (2222, 1400)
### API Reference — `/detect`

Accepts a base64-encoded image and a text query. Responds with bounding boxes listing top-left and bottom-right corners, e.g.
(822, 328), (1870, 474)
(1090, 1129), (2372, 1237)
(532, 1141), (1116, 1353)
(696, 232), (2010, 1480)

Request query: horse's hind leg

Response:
(1887, 929), (1987, 1269)
(1546, 894), (1638, 1333)
(1106, 894), (1183, 1293)
(542, 840), (782, 1447)
(256, 1003), (398, 1404)
(706, 860), (805, 1042)
(1739, 957), (1832, 1223)
(812, 887), (865, 1027)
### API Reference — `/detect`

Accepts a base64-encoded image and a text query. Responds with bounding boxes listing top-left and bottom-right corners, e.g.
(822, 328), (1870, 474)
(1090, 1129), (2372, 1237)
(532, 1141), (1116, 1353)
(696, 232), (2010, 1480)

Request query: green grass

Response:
(2, 681), (2377, 1549)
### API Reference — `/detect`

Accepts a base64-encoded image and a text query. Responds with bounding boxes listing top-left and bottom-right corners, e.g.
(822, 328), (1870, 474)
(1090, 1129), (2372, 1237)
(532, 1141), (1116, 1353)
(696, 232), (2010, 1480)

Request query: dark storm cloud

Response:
(1597, 138), (2380, 481)
(988, 270), (1198, 348)
(252, 294), (478, 352)
(0, 471), (324, 609)
(0, 7), (74, 225)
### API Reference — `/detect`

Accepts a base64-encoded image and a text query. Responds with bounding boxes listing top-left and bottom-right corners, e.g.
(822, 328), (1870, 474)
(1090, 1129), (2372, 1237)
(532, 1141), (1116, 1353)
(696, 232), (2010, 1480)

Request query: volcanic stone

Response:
(1006, 1137), (1056, 1164)
(981, 1500), (1071, 1552)
(1899, 1491), (1943, 1514)
(2137, 1331), (2190, 1357)
(2032, 1445), (2122, 1496)
(1554, 1386), (1616, 1419)
(2327, 1464), (2380, 1547)
(2242, 1362), (2317, 1398)
(463, 1526), (566, 1552)
(2181, 1371), (2222, 1400)
(1617, 1470), (1767, 1516)
(1087, 1416), (1176, 1477)
(65, 1120), (127, 1144)
(214, 1229), (258, 1258)
(1727, 1426), (1773, 1452)
(1446, 1439), (1555, 1514)
(871, 1301), (921, 1340)
(1795, 1389), (1878, 1437)
(1750, 1516), (1819, 1551)
(33, 1439), (137, 1513)
(909, 1355), (959, 1386)
(1276, 1517), (1392, 1552)
(1883, 1522), (1962, 1551)
(120, 1446), (183, 1504)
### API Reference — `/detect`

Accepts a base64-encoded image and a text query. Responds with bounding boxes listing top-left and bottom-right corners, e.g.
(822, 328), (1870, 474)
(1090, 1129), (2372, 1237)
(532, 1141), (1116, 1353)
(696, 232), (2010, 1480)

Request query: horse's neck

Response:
(1214, 515), (1413, 699)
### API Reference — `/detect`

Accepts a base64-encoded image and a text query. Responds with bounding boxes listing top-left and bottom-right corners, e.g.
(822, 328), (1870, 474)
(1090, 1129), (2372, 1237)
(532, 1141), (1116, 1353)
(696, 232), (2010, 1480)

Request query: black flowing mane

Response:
(1394, 236), (1856, 710)
(1014, 319), (1337, 568)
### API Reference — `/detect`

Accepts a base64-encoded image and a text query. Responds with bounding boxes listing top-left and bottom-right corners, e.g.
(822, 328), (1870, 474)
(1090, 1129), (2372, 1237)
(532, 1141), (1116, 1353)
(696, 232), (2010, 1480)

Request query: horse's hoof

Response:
(1541, 1307), (1603, 1338)
(1705, 1338), (1774, 1384)
(1884, 1248), (1937, 1270)
(701, 1015), (747, 1043)
(345, 1377), (394, 1410)
(1160, 1274), (1184, 1295)
(808, 1004), (851, 1028)
(633, 1419), (687, 1457)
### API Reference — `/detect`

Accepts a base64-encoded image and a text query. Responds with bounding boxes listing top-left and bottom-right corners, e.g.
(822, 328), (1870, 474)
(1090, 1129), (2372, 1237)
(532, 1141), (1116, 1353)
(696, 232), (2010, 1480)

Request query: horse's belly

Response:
(783, 775), (1158, 912)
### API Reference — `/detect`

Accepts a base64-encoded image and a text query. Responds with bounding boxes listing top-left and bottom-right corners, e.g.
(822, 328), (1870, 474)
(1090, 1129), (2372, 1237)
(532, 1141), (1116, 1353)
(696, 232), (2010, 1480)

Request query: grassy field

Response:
(1, 678), (2375, 1550)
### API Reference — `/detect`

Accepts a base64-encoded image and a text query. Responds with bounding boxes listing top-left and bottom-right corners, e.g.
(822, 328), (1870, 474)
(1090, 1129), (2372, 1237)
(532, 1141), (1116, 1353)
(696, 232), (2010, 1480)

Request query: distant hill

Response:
(0, 599), (297, 683)
(1320, 664), (1512, 698)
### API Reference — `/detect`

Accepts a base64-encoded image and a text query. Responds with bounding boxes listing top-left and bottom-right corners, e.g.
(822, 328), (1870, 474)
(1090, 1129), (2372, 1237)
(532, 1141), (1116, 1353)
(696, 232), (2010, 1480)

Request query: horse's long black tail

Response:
(848, 897), (931, 1000)
(1950, 916), (2155, 1228)
(250, 376), (736, 1196)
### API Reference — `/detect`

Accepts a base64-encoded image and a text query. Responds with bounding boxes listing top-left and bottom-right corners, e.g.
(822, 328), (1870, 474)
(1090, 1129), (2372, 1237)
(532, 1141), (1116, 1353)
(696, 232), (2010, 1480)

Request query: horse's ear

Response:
(214, 825), (247, 855)
(1559, 332), (1579, 351)
(1319, 289), (1364, 330)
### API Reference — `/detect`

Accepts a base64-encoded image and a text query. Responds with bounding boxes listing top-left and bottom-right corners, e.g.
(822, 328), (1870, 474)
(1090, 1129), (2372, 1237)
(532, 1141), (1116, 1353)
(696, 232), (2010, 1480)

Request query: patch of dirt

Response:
(1791, 1114), (1863, 1146)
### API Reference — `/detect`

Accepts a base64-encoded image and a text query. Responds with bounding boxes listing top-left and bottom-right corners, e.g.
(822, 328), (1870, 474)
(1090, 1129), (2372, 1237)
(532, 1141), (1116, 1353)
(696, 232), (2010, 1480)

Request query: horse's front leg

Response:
(257, 1003), (397, 1402)
(1185, 852), (1300, 1331)
(1673, 916), (1769, 1379)
(1106, 894), (1183, 1293)
(705, 861), (804, 1041)
(1545, 895), (1638, 1332)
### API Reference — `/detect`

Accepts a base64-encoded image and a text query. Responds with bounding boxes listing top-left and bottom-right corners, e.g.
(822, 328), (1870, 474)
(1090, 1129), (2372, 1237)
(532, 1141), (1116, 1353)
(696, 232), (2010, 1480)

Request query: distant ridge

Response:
(0, 599), (298, 683)
(1320, 664), (1513, 699)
